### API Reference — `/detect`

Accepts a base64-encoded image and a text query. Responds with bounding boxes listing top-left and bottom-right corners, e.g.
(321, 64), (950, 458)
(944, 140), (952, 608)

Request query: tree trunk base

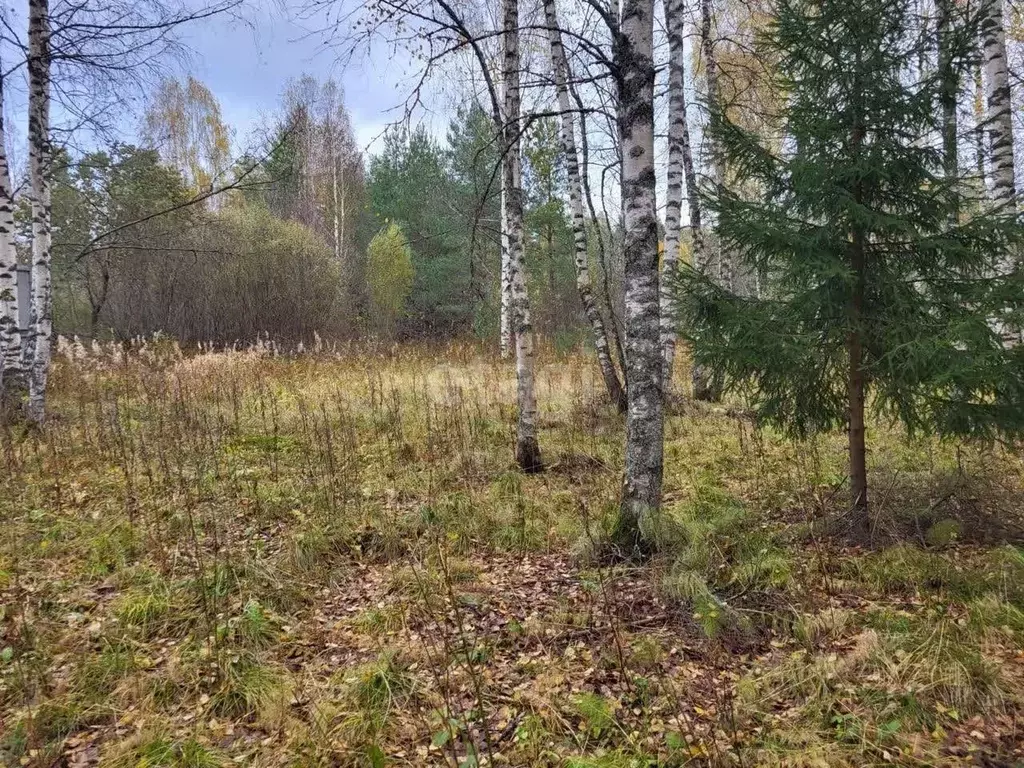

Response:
(607, 505), (656, 563)
(515, 437), (544, 473)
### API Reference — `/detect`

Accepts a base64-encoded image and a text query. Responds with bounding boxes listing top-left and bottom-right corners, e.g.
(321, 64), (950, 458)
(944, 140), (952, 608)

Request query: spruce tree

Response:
(677, 0), (1024, 526)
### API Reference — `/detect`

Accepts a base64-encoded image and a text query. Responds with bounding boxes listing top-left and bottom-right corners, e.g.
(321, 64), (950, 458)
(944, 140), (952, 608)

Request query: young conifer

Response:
(677, 0), (1024, 526)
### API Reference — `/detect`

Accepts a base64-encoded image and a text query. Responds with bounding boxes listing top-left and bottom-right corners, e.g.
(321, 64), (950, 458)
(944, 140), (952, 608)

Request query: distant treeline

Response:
(39, 75), (620, 346)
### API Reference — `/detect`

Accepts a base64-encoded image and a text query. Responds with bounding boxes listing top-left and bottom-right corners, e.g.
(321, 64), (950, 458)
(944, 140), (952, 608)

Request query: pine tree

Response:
(677, 0), (1024, 527)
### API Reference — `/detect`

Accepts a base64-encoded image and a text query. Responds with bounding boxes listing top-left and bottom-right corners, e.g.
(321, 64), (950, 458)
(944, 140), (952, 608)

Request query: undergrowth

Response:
(1, 339), (1022, 766)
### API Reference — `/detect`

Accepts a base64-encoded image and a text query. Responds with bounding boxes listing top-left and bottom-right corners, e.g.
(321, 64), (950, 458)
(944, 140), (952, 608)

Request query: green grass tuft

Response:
(106, 734), (224, 768)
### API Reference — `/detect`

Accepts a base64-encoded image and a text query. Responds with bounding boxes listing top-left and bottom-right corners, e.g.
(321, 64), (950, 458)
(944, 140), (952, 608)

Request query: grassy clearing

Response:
(2, 339), (1023, 766)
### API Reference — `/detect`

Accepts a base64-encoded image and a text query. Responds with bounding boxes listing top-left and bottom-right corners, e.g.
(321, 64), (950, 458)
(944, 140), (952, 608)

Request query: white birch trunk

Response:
(504, 0), (541, 470)
(981, 0), (1016, 209)
(544, 0), (626, 412)
(339, 181), (346, 263)
(575, 94), (628, 370)
(332, 148), (342, 262)
(615, 0), (663, 554)
(660, 0), (698, 383)
(499, 175), (512, 359)
(680, 67), (706, 295)
(27, 0), (52, 424)
(0, 68), (22, 388)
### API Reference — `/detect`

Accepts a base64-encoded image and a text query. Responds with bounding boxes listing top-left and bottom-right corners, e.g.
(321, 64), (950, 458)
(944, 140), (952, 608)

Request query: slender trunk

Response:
(700, 0), (728, 289)
(917, 0), (931, 81)
(27, 0), (52, 425)
(547, 222), (554, 293)
(938, 0), (958, 182)
(86, 258), (110, 337)
(0, 64), (23, 389)
(939, 0), (959, 230)
(575, 93), (627, 370)
(505, 0), (541, 471)
(339, 182), (346, 262)
(849, 83), (869, 524)
(499, 174), (513, 358)
(89, 301), (101, 337)
(981, 0), (1016, 208)
(332, 150), (342, 262)
(680, 75), (705, 297)
(499, 71), (514, 359)
(615, 0), (663, 557)
(544, 0), (626, 412)
(693, 0), (727, 400)
(660, 0), (700, 383)
(975, 59), (987, 185)
(980, 0), (1020, 342)
(848, 232), (868, 518)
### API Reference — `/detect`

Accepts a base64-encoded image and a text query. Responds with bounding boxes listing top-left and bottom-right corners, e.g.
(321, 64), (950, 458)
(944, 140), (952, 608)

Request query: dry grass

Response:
(1, 338), (1023, 767)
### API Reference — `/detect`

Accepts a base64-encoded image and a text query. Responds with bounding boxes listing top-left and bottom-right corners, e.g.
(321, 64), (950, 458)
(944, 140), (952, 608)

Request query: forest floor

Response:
(2, 340), (1024, 767)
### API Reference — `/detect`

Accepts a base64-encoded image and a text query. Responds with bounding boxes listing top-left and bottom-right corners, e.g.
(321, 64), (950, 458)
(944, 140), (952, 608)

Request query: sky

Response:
(174, 0), (450, 159)
(172, 0), (671, 213)
(0, 0), (678, 212)
(0, 0), (419, 167)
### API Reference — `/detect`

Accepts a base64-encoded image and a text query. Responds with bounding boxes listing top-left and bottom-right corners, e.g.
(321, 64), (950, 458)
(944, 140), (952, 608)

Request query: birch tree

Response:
(981, 0), (1016, 207)
(614, 0), (663, 555)
(543, 0), (626, 412)
(692, 0), (727, 399)
(333, 0), (545, 457)
(271, 77), (363, 274)
(500, 173), (513, 358)
(699, 0), (763, 301)
(320, 86), (361, 267)
(504, 0), (542, 470)
(5, 0), (239, 423)
(143, 76), (232, 196)
(0, 65), (21, 389)
(310, 79), (359, 264)
(660, 0), (703, 383)
(27, 0), (53, 425)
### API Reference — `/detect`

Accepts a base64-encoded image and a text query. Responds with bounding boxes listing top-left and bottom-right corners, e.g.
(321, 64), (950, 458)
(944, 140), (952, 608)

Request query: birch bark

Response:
(0, 66), (22, 389)
(504, 0), (541, 470)
(500, 174), (512, 359)
(332, 148), (342, 262)
(692, 0), (732, 399)
(660, 0), (704, 383)
(27, 0), (53, 424)
(544, 0), (626, 412)
(981, 0), (1016, 208)
(615, 0), (663, 555)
